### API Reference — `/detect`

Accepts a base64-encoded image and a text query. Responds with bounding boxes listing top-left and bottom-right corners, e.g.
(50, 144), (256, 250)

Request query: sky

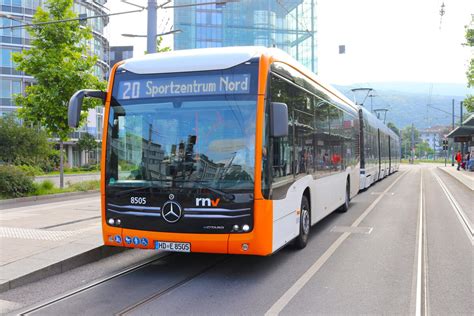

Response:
(105, 0), (473, 86)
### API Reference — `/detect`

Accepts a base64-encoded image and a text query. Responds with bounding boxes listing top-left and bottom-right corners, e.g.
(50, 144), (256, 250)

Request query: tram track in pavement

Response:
(18, 252), (174, 315)
(18, 252), (229, 316)
(431, 170), (473, 243)
(115, 256), (230, 316)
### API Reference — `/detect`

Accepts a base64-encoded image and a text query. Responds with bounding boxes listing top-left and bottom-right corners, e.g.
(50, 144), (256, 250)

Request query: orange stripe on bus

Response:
(101, 61), (124, 244)
(231, 53), (274, 256)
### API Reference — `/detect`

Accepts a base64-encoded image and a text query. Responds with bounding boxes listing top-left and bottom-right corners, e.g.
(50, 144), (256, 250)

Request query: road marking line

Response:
(330, 226), (373, 234)
(432, 171), (473, 244)
(422, 177), (429, 316)
(265, 170), (409, 316)
(415, 169), (424, 316)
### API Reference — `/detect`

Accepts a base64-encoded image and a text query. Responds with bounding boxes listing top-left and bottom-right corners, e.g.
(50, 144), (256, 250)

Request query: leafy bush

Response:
(0, 115), (53, 166)
(40, 180), (54, 190)
(69, 180), (100, 191)
(80, 164), (100, 171)
(0, 165), (35, 198)
(40, 149), (61, 172)
(18, 165), (44, 176)
(33, 180), (57, 195)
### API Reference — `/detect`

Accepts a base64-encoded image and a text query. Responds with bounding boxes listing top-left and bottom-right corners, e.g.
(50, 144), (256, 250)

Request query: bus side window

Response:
(314, 101), (331, 177)
(269, 75), (294, 192)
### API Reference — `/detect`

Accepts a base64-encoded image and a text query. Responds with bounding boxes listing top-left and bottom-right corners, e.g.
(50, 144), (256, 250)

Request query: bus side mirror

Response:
(270, 102), (288, 137)
(68, 90), (106, 128)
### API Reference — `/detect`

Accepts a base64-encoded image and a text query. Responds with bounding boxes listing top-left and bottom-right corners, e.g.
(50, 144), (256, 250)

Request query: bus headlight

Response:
(242, 224), (250, 232)
(108, 218), (115, 226)
(233, 225), (239, 231)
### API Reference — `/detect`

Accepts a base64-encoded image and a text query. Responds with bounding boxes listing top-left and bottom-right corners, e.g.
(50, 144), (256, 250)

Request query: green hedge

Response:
(0, 165), (36, 198)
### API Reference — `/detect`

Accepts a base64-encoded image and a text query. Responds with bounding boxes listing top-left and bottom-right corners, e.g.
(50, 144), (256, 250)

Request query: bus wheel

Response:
(295, 195), (310, 249)
(338, 179), (350, 213)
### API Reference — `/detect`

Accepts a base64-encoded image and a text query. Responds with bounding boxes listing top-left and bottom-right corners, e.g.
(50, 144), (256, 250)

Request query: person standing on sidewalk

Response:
(455, 150), (462, 171)
(464, 151), (471, 170)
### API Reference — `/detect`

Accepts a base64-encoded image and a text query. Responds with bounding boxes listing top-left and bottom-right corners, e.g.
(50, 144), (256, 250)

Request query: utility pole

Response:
(147, 0), (158, 54)
(460, 101), (464, 156)
(451, 99), (455, 166)
(368, 93), (376, 113)
(411, 123), (415, 164)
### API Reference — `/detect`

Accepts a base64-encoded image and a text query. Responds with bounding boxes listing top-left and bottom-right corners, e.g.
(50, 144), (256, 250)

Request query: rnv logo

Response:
(195, 198), (220, 207)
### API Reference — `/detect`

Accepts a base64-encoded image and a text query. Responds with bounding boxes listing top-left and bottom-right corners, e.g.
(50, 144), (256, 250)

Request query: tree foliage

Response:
(400, 125), (420, 158)
(77, 132), (97, 153)
(387, 122), (400, 136)
(144, 36), (172, 54)
(0, 115), (52, 166)
(157, 36), (171, 53)
(12, 0), (106, 141)
(463, 17), (474, 112)
(415, 141), (434, 158)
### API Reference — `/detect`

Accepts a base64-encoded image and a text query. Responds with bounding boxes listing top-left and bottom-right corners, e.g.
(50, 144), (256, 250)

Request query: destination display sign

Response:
(116, 74), (251, 100)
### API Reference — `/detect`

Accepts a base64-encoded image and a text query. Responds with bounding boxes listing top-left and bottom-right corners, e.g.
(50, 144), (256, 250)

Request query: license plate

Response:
(155, 241), (191, 252)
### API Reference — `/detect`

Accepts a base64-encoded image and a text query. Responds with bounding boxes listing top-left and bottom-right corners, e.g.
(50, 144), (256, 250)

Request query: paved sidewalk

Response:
(438, 165), (474, 190)
(0, 193), (121, 292)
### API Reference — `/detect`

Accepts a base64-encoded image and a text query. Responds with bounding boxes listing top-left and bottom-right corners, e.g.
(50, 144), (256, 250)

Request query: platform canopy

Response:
(447, 114), (474, 142)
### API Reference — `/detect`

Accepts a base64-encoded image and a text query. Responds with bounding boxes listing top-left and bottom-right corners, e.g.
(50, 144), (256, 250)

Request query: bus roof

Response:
(117, 46), (357, 111)
(118, 46), (264, 74)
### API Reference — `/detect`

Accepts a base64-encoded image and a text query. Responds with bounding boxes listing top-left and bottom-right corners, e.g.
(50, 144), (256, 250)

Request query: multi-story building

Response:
(1, 0), (109, 166)
(420, 125), (450, 156)
(174, 0), (318, 73)
(108, 45), (133, 69)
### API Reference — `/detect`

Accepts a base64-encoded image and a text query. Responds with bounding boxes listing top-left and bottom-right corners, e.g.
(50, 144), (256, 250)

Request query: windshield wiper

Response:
(109, 180), (170, 197)
(173, 180), (235, 202)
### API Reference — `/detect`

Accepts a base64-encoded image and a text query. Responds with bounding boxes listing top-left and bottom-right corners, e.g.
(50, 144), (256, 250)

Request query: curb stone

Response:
(0, 190), (100, 208)
(0, 245), (125, 293)
(437, 167), (474, 191)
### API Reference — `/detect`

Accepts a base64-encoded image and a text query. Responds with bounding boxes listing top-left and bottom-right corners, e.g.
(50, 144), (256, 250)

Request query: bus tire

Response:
(294, 195), (310, 249)
(338, 179), (350, 213)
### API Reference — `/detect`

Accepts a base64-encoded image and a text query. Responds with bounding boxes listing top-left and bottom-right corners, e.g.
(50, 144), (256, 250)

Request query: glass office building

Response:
(0, 0), (109, 116)
(174, 0), (317, 73)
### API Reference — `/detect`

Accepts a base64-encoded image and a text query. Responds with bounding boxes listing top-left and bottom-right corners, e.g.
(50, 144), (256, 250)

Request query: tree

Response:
(463, 17), (473, 112)
(387, 122), (400, 136)
(415, 141), (434, 159)
(13, 0), (106, 187)
(77, 133), (97, 165)
(144, 36), (172, 54)
(0, 115), (52, 166)
(156, 36), (171, 53)
(401, 125), (420, 158)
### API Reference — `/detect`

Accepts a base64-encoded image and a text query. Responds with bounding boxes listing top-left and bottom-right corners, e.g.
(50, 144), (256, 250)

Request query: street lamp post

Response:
(121, 0), (238, 54)
(147, 0), (158, 54)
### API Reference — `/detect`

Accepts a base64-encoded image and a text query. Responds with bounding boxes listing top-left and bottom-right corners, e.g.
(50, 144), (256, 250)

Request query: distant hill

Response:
(335, 82), (471, 130)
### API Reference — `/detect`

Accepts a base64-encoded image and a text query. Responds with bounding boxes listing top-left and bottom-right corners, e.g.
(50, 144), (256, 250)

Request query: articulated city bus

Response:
(359, 107), (400, 190)
(69, 47), (395, 256)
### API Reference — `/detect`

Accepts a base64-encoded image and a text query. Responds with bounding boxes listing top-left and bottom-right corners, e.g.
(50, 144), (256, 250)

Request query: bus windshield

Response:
(105, 95), (257, 191)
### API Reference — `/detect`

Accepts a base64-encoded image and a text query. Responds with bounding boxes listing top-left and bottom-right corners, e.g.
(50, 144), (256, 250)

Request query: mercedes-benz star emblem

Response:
(162, 201), (182, 223)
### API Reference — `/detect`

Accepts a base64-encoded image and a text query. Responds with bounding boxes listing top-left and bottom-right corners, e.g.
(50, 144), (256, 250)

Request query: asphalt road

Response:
(2, 164), (472, 315)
